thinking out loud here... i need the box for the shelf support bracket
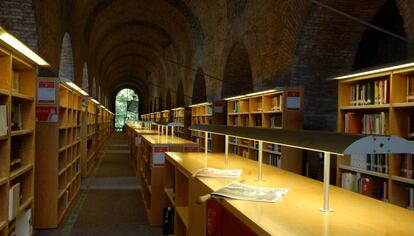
[320,152,334,212]
[205,131,208,155]
[225,135,229,168]
[258,140,263,181]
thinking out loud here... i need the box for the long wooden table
[165,152,414,236]
[140,135,199,225]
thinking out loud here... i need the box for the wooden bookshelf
[35,82,82,228]
[155,112,162,122]
[171,107,191,139]
[139,134,198,226]
[165,151,414,236]
[190,101,226,152]
[336,62,414,209]
[161,110,171,123]
[225,88,304,174]
[124,122,158,176]
[82,99,97,177]
[0,34,47,235]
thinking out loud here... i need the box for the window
[115,88,139,131]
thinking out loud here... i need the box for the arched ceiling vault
[70,0,202,101]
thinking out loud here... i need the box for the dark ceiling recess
[166,89,172,109]
[176,80,185,107]
[353,0,407,70]
[222,41,253,98]
[192,68,207,104]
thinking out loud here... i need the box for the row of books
[341,172,388,201]
[401,154,413,178]
[349,78,389,106]
[270,115,282,128]
[270,95,282,111]
[350,154,389,174]
[344,112,388,135]
[406,75,414,102]
[233,116,248,127]
[267,153,281,167]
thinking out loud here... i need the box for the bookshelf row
[336,62,414,210]
[140,88,303,174]
[0,33,39,236]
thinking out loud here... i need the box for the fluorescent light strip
[188,102,212,107]
[224,95,245,101]
[0,27,49,66]
[65,82,89,96]
[225,89,278,101]
[332,62,414,80]
[90,98,100,104]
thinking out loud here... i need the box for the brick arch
[176,80,185,107]
[82,63,89,92]
[291,0,387,131]
[353,0,409,69]
[0,0,38,52]
[92,77,97,98]
[58,33,74,82]
[192,67,206,104]
[221,41,253,98]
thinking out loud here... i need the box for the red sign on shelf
[152,145,169,167]
[184,146,199,152]
[286,91,301,111]
[37,78,57,105]
[36,106,58,122]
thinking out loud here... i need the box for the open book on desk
[211,181,289,202]
[193,168,242,178]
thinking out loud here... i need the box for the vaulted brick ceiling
[68,0,206,102]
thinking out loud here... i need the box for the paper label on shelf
[214,106,223,113]
[37,78,57,105]
[286,91,301,110]
[152,145,169,167]
[135,136,142,145]
[36,105,58,122]
[184,146,199,152]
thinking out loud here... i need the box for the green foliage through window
[115,88,139,130]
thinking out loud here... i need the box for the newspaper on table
[193,167,242,178]
[211,181,289,202]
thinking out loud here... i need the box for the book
[211,181,289,202]
[12,71,19,93]
[341,172,354,191]
[8,183,21,220]
[361,177,373,198]
[15,209,32,236]
[11,102,22,131]
[344,112,362,134]
[0,105,7,136]
[162,207,174,234]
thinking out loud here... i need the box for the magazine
[193,168,242,178]
[211,181,289,202]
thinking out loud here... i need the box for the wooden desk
[131,129,158,175]
[140,135,199,226]
[165,152,414,236]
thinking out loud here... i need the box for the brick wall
[0,0,37,52]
